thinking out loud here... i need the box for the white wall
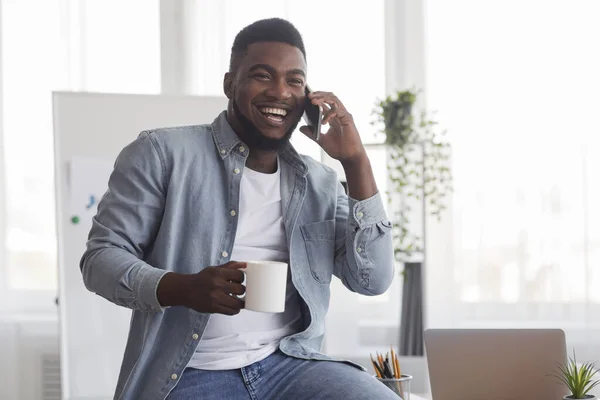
[0,315,59,400]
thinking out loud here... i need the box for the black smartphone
[302,85,322,141]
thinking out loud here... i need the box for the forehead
[240,42,306,73]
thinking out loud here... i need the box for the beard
[232,100,299,151]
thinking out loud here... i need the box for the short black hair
[229,18,306,72]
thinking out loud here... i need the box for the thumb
[222,261,247,269]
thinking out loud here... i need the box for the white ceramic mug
[243,261,288,313]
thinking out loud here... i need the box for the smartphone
[302,85,322,141]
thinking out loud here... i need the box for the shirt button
[220,149,226,155]
[230,210,236,216]
[221,251,229,258]
[357,211,364,219]
[233,168,240,174]
[192,333,199,340]
[239,146,246,153]
[171,373,178,380]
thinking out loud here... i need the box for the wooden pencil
[391,347,398,378]
[371,355,382,378]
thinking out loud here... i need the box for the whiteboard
[53,92,228,400]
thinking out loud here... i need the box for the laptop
[424,329,568,400]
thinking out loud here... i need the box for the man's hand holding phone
[300,88,378,201]
[300,89,365,164]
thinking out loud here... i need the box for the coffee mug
[243,261,288,313]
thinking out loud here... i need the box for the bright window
[0,0,160,298]
[77,0,161,93]
[1,0,65,290]
[425,0,600,315]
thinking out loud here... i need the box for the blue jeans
[167,350,399,400]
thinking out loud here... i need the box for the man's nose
[266,78,292,100]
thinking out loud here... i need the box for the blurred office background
[0,0,599,398]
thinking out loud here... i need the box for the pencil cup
[376,375,412,399]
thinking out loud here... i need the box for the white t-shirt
[187,161,302,370]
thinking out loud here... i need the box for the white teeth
[259,107,288,116]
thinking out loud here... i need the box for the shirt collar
[211,111,247,159]
[210,110,308,176]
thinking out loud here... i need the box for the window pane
[80,0,160,93]
[1,0,160,291]
[426,0,600,304]
[1,0,65,290]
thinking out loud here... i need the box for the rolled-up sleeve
[333,182,395,295]
[80,131,169,312]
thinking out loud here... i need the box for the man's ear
[223,72,234,99]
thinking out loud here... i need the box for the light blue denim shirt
[80,111,394,400]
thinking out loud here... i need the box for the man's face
[225,42,307,151]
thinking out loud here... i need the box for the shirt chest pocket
[300,219,336,284]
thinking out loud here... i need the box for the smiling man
[80,18,396,400]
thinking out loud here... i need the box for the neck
[245,150,278,173]
[226,105,282,174]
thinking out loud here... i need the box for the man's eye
[289,79,304,86]
[254,73,270,80]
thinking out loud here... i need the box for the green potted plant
[372,89,452,358]
[372,89,452,261]
[550,351,599,399]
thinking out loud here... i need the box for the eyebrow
[248,64,306,78]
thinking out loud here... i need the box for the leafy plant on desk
[372,89,453,261]
[549,351,599,399]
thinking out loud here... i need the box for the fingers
[309,90,337,100]
[222,261,247,269]
[220,281,246,296]
[219,261,246,283]
[317,102,336,126]
[216,292,245,313]
[219,267,245,283]
[308,91,352,126]
[309,91,343,110]
[311,99,344,127]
